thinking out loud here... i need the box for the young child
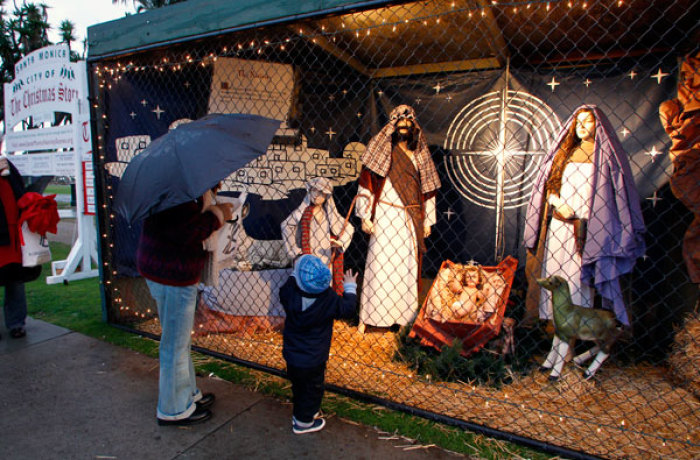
[279,254,358,434]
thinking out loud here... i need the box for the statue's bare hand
[556,203,575,220]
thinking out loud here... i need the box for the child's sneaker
[292,417,326,434]
[291,412,322,425]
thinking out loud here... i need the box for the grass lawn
[12,241,553,459]
[43,184,71,196]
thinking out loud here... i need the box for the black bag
[0,263,41,286]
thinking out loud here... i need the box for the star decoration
[646,191,663,207]
[446,94,452,102]
[342,89,348,95]
[642,254,649,262]
[651,68,669,84]
[433,82,442,94]
[328,94,335,101]
[646,145,662,162]
[444,208,456,221]
[129,112,137,119]
[620,127,630,138]
[325,128,336,140]
[152,105,165,120]
[310,126,316,134]
[377,90,384,97]
[140,99,148,107]
[184,81,191,89]
[584,79,592,88]
[356,112,362,118]
[628,70,637,80]
[547,77,560,92]
[415,98,422,105]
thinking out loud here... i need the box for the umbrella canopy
[115,113,280,224]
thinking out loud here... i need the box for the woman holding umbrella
[137,191,233,426]
[116,113,281,425]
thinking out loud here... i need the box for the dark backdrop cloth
[105,66,212,276]
[369,58,676,272]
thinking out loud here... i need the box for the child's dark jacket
[280,276,356,368]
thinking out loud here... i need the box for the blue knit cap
[293,254,331,294]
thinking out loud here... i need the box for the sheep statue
[536,275,621,381]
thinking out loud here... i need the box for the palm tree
[0,1,52,121]
[15,2,50,55]
[58,19,75,44]
[58,19,79,60]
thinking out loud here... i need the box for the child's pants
[287,363,326,423]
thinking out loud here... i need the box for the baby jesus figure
[428,263,498,323]
[450,264,487,322]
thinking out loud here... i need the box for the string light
[94,1,594,84]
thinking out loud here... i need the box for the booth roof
[87,0,698,74]
[86,0,395,59]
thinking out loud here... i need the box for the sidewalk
[0,318,462,459]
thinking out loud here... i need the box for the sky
[42,0,137,53]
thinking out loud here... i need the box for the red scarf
[17,192,59,236]
[300,205,344,295]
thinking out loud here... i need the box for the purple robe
[524,105,646,325]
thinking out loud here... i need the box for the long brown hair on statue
[545,108,594,196]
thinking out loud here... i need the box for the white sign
[4,125,74,151]
[3,42,89,178]
[8,152,76,176]
[82,161,95,214]
[4,61,83,131]
[3,44,99,284]
[14,43,70,78]
[208,58,293,124]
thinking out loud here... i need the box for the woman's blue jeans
[146,280,202,420]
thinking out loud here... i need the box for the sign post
[3,44,98,284]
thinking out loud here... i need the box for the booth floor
[0,318,459,459]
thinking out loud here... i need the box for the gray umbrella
[115,113,280,224]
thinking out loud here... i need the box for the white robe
[356,174,436,327]
[540,162,595,319]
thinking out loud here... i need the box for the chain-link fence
[90,1,699,457]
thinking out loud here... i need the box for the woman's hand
[361,218,374,234]
[215,203,234,222]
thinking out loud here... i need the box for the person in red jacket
[0,157,39,340]
[137,194,232,426]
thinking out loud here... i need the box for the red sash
[300,205,344,295]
